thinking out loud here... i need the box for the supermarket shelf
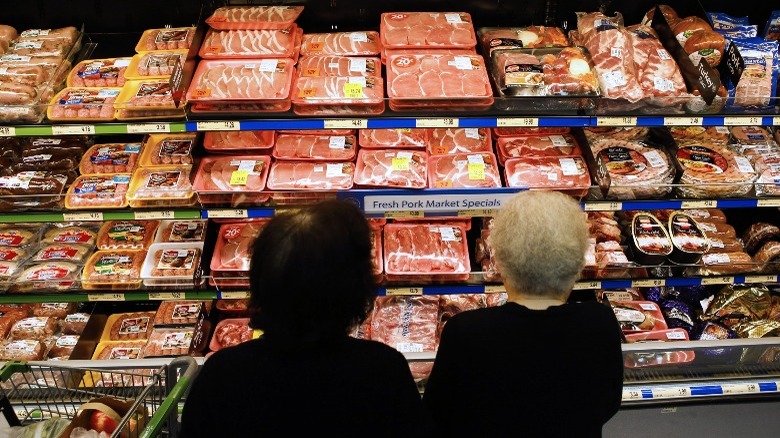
[0,291,222,304]
[622,381,780,402]
[573,275,780,290]
[0,210,202,223]
[2,115,779,138]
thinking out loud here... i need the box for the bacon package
[301,32,381,56]
[428,152,501,188]
[203,131,275,153]
[589,139,675,199]
[79,143,142,174]
[67,58,130,87]
[65,174,131,209]
[381,12,477,50]
[673,142,757,198]
[427,128,491,155]
[383,223,471,282]
[353,150,427,189]
[206,5,304,30]
[359,129,427,149]
[297,56,382,78]
[267,161,354,191]
[273,134,356,161]
[496,134,581,164]
[136,27,195,52]
[193,156,271,205]
[292,76,385,116]
[504,156,591,198]
[82,249,146,290]
[200,27,299,59]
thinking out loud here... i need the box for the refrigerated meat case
[1,0,780,431]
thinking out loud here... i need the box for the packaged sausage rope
[81,249,147,290]
[153,301,209,327]
[141,242,204,287]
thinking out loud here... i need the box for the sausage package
[11,261,81,293]
[79,143,143,175]
[143,324,208,358]
[141,242,203,287]
[91,340,146,360]
[100,311,155,342]
[610,301,668,333]
[153,301,208,327]
[154,220,207,243]
[65,174,131,209]
[42,225,97,246]
[67,58,130,87]
[47,87,119,121]
[127,166,196,208]
[140,134,196,167]
[81,250,146,290]
[126,50,187,79]
[135,27,196,52]
[97,220,159,250]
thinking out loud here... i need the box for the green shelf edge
[0,291,220,303]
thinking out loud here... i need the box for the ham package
[383,223,470,282]
[725,38,779,109]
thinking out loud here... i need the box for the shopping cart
[0,356,197,438]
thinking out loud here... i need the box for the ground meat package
[209,317,254,352]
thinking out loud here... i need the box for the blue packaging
[726,37,779,110]
[707,12,757,39]
[765,11,780,41]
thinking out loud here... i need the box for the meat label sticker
[611,48,623,59]
[734,156,755,173]
[15,317,47,330]
[438,226,458,241]
[350,32,368,42]
[302,68,319,77]
[299,88,316,98]
[548,135,567,147]
[308,42,324,52]
[162,332,193,350]
[547,173,559,181]
[642,150,666,168]
[229,170,249,186]
[445,13,463,24]
[118,317,149,335]
[108,222,146,243]
[657,49,672,60]
[109,347,142,360]
[203,46,221,55]
[465,128,481,140]
[325,164,346,178]
[653,77,675,92]
[703,253,731,264]
[172,303,201,320]
[601,71,627,89]
[259,59,278,72]
[349,58,367,73]
[468,163,485,180]
[329,136,346,149]
[467,154,485,165]
[666,331,687,340]
[56,335,79,347]
[677,146,728,174]
[396,342,424,353]
[192,89,211,98]
[452,56,473,70]
[639,303,659,311]
[156,29,189,44]
[559,158,582,176]
[716,126,730,134]
[146,171,182,189]
[391,157,410,171]
[94,255,134,276]
[158,249,196,271]
[170,222,204,241]
[343,82,365,98]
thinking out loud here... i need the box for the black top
[181,336,429,437]
[423,302,624,438]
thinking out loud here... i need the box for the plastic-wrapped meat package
[584,127,649,143]
[753,153,780,196]
[354,150,427,189]
[126,50,186,79]
[0,172,68,211]
[478,27,568,57]
[97,220,159,250]
[727,38,778,109]
[187,60,294,111]
[203,131,274,153]
[383,223,470,282]
[267,162,354,191]
[494,127,570,137]
[115,79,183,120]
[370,296,439,380]
[588,213,622,243]
[576,12,644,103]
[687,252,758,276]
[141,243,203,287]
[670,126,730,145]
[143,326,204,357]
[193,156,271,205]
[137,27,195,51]
[68,58,130,87]
[427,128,491,155]
[140,134,194,166]
[273,135,357,161]
[200,27,298,59]
[380,12,477,49]
[65,174,131,209]
[0,339,46,361]
[674,142,756,198]
[491,47,599,97]
[79,143,142,174]
[11,261,81,293]
[589,139,674,199]
[496,134,581,164]
[428,153,501,188]
[369,219,384,276]
[81,250,146,290]
[9,316,57,340]
[437,294,488,339]
[210,221,267,287]
[301,32,381,56]
[206,5,304,30]
[126,166,195,208]
[155,220,207,244]
[47,87,119,121]
[625,25,687,105]
[504,156,591,198]
[297,56,382,78]
[292,76,385,116]
[210,318,253,351]
[359,129,427,149]
[623,329,695,368]
[729,126,779,158]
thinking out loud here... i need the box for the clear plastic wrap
[380,12,477,50]
[383,223,471,282]
[588,139,675,199]
[205,5,304,30]
[126,50,186,79]
[504,155,590,198]
[200,27,298,59]
[297,56,382,78]
[266,161,354,191]
[126,165,195,208]
[673,142,757,198]
[273,134,356,161]
[353,149,427,189]
[193,156,271,205]
[301,32,381,56]
[428,152,501,188]
[427,128,491,155]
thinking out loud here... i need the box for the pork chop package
[206,5,304,30]
[496,134,581,165]
[192,156,271,205]
[427,128,491,155]
[273,134,357,161]
[301,32,381,57]
[725,38,779,110]
[297,56,382,78]
[203,130,275,154]
[670,141,757,198]
[200,27,299,59]
[428,152,502,188]
[586,139,675,200]
[504,156,591,198]
[210,220,268,287]
[383,223,470,282]
[267,161,355,191]
[359,129,427,149]
[380,12,477,50]
[623,328,695,368]
[353,149,427,189]
[291,76,385,116]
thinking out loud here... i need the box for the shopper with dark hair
[423,191,623,437]
[182,200,428,437]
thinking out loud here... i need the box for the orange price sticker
[298,88,317,98]
[308,42,324,52]
[432,145,448,155]
[192,89,211,98]
[204,46,222,55]
[302,68,320,77]
[435,180,453,188]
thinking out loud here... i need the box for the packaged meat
[692,251,758,276]
[584,127,649,143]
[141,243,203,287]
[206,5,304,30]
[0,25,17,53]
[115,79,179,112]
[61,313,89,335]
[478,26,568,57]
[126,50,186,79]
[11,147,81,174]
[0,261,22,287]
[193,156,270,206]
[79,143,142,175]
[504,156,591,198]
[200,28,298,59]
[730,126,776,147]
[370,296,439,379]
[359,129,427,149]
[589,139,674,199]
[278,129,355,136]
[704,284,772,326]
[143,326,205,358]
[427,128,491,155]
[667,212,709,264]
[0,339,45,361]
[140,134,195,166]
[126,166,195,208]
[670,126,730,144]
[674,142,756,198]
[611,301,668,333]
[496,134,581,164]
[209,318,254,351]
[26,136,91,153]
[267,161,355,191]
[187,59,294,111]
[292,76,385,116]
[625,25,687,104]
[48,334,79,359]
[216,299,249,313]
[354,150,427,189]
[136,27,196,52]
[696,221,736,240]
[81,250,146,290]
[65,174,131,209]
[491,47,599,98]
[428,153,501,188]
[154,301,207,327]
[726,38,778,109]
[92,341,146,360]
[154,220,207,243]
[301,32,381,56]
[380,12,477,50]
[9,316,57,340]
[0,309,27,338]
[273,134,356,161]
[0,246,29,262]
[742,222,780,254]
[101,311,155,341]
[11,261,81,292]
[628,212,673,265]
[32,244,91,263]
[97,220,159,250]
[0,227,37,248]
[370,221,384,276]
[383,223,470,281]
[753,241,780,273]
[493,127,570,137]
[203,130,274,153]
[67,58,130,87]
[623,329,695,368]
[707,236,744,254]
[753,153,780,197]
[297,56,382,78]
[47,87,119,121]
[210,221,266,274]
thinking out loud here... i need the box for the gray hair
[490,191,589,296]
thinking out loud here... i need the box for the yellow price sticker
[343,82,364,98]
[252,329,264,339]
[468,163,485,180]
[392,157,410,171]
[230,170,249,186]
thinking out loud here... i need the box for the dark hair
[248,200,377,339]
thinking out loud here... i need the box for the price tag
[148,292,184,300]
[385,287,423,296]
[308,41,324,52]
[623,389,643,400]
[324,119,368,129]
[743,275,778,283]
[208,209,248,218]
[496,118,538,127]
[774,117,780,126]
[596,117,637,126]
[484,285,505,293]
[0,126,16,136]
[757,198,780,207]
[221,291,250,299]
[435,180,453,188]
[252,329,263,339]
[196,121,239,131]
[127,123,170,134]
[652,386,690,399]
[681,200,717,209]
[204,46,222,54]
[392,157,410,171]
[663,117,702,126]
[88,293,125,302]
[343,82,364,98]
[134,211,174,220]
[63,212,103,222]
[52,125,95,135]
[259,59,278,72]
[632,279,665,287]
[467,163,485,180]
[724,116,762,126]
[722,383,760,395]
[298,88,317,98]
[384,211,424,219]
[701,276,734,285]
[584,202,623,211]
[572,281,601,290]
[416,118,458,128]
[230,170,249,185]
[457,208,497,217]
[302,67,320,77]
[192,89,211,98]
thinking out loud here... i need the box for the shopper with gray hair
[423,191,623,437]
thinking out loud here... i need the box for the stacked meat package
[0,26,81,123]
[126,133,197,208]
[0,303,91,361]
[210,219,267,288]
[189,5,303,114]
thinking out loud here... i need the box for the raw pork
[387,53,492,99]
[496,135,581,163]
[297,56,381,77]
[353,150,427,189]
[294,76,384,104]
[359,129,427,149]
[383,224,470,276]
[626,25,687,102]
[427,128,491,155]
[504,156,591,198]
[207,6,303,30]
[301,32,381,56]
[437,294,488,339]
[273,134,356,161]
[203,131,275,152]
[213,222,266,271]
[188,60,293,101]
[200,28,297,58]
[381,12,477,49]
[267,162,354,190]
[428,153,501,188]
[194,156,269,191]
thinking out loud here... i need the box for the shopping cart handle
[140,356,199,438]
